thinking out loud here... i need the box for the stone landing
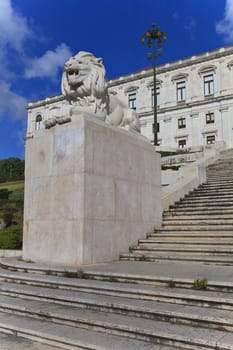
[23,114,162,266]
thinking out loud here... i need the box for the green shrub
[0,228,22,249]
[0,189,10,200]
[2,211,13,227]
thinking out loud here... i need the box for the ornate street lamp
[141,23,167,146]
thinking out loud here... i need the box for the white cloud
[0,81,27,120]
[0,0,32,52]
[24,43,72,79]
[216,0,233,42]
[172,12,180,20]
[184,17,197,31]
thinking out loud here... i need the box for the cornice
[137,94,233,118]
[27,95,65,109]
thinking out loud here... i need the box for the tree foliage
[0,158,24,183]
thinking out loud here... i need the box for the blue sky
[0,0,232,159]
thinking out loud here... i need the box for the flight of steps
[120,150,233,265]
[0,150,233,349]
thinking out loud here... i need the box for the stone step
[169,203,233,209]
[0,309,232,350]
[1,289,233,338]
[1,269,233,311]
[149,232,233,238]
[204,180,233,185]
[175,198,233,205]
[183,193,233,199]
[2,275,233,311]
[162,221,233,227]
[193,186,233,192]
[139,239,233,245]
[0,311,168,350]
[167,208,233,214]
[130,245,233,255]
[163,211,233,217]
[160,225,233,231]
[185,193,233,199]
[163,213,233,223]
[120,252,233,265]
[2,260,233,293]
[0,333,58,350]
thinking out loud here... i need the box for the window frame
[128,93,136,110]
[204,74,214,96]
[178,117,186,129]
[206,135,215,144]
[178,139,186,149]
[35,114,43,131]
[151,86,160,107]
[176,81,186,102]
[206,112,215,124]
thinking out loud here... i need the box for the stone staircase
[0,150,233,349]
[120,150,233,265]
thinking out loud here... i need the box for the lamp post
[141,23,167,146]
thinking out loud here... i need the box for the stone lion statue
[45,51,140,133]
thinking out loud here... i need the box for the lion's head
[59,51,140,133]
[61,51,108,111]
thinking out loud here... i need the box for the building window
[178,139,186,149]
[152,122,160,133]
[152,86,160,106]
[128,93,136,110]
[178,117,186,129]
[176,81,186,101]
[206,112,215,124]
[204,74,214,95]
[35,115,42,130]
[206,135,215,144]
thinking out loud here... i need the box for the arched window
[35,115,42,130]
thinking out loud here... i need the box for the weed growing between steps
[168,280,176,288]
[193,278,208,290]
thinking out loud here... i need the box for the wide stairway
[0,150,233,349]
[121,149,233,265]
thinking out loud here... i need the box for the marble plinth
[23,114,162,265]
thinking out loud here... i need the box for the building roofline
[108,45,233,87]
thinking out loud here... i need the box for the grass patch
[0,181,24,249]
[0,180,24,191]
[193,278,208,290]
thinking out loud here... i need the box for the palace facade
[27,45,233,150]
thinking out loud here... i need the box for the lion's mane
[61,51,108,115]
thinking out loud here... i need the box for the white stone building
[27,45,233,150]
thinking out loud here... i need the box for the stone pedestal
[23,114,162,266]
